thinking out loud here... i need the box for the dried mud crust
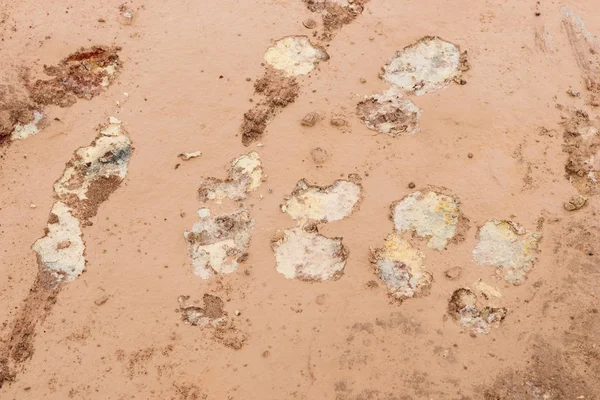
[0,85,37,144]
[178,295,247,350]
[381,36,469,96]
[28,46,121,107]
[356,87,421,137]
[302,0,369,40]
[447,288,507,335]
[562,110,600,195]
[271,225,348,281]
[281,179,362,224]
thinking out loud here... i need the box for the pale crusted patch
[281,179,362,224]
[271,227,347,281]
[381,36,467,95]
[31,202,85,283]
[184,208,254,279]
[370,233,431,300]
[10,111,44,140]
[356,87,421,137]
[472,220,541,285]
[392,191,461,251]
[198,152,263,203]
[448,288,507,334]
[264,36,329,76]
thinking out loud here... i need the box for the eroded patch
[264,36,329,76]
[381,36,468,96]
[198,152,263,203]
[447,288,507,334]
[271,226,347,281]
[356,87,421,137]
[370,233,431,300]
[472,220,541,285]
[10,110,44,140]
[303,0,368,40]
[562,110,600,194]
[392,190,462,251]
[184,208,254,279]
[281,179,362,223]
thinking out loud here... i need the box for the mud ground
[0,0,599,399]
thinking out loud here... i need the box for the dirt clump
[357,87,421,137]
[0,86,36,144]
[562,110,600,194]
[447,288,507,334]
[27,46,121,107]
[301,111,321,127]
[564,195,587,211]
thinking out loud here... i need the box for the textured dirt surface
[1,0,600,399]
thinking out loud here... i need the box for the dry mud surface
[1,1,600,399]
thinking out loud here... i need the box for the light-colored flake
[198,152,263,203]
[178,151,202,161]
[473,280,502,300]
[282,179,361,224]
[264,36,329,76]
[356,87,421,137]
[448,288,507,334]
[371,233,431,300]
[392,191,461,251]
[32,201,85,283]
[472,220,541,285]
[54,118,131,201]
[381,36,465,95]
[184,208,254,279]
[272,227,347,281]
[11,111,44,140]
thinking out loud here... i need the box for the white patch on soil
[371,233,431,300]
[264,36,329,76]
[472,220,541,285]
[282,179,361,223]
[392,191,461,251]
[32,201,85,283]
[272,227,347,281]
[184,208,254,279]
[381,36,464,95]
[11,111,44,140]
[356,87,421,137]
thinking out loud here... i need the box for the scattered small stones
[448,288,507,334]
[310,147,330,164]
[356,87,421,137]
[381,36,468,95]
[281,179,362,223]
[371,233,431,301]
[444,266,462,281]
[184,208,254,279]
[264,36,329,76]
[564,195,587,211]
[392,191,463,251]
[178,151,202,161]
[198,152,263,203]
[303,18,317,29]
[301,111,321,127]
[472,220,541,285]
[272,226,347,281]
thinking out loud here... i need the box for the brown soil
[562,110,600,194]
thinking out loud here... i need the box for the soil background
[1,0,599,399]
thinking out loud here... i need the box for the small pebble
[408,182,415,189]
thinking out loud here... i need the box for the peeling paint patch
[31,202,85,283]
[264,36,329,77]
[472,220,541,285]
[370,233,431,300]
[381,36,468,96]
[448,288,507,334]
[11,111,44,140]
[272,226,347,281]
[356,87,421,137]
[392,191,462,251]
[198,152,263,203]
[281,179,362,223]
[184,208,254,279]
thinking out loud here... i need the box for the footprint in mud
[472,219,542,285]
[0,117,131,386]
[357,36,469,137]
[272,179,362,281]
[370,189,467,301]
[0,46,121,147]
[185,152,263,278]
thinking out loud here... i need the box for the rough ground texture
[356,87,421,137]
[1,1,600,399]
